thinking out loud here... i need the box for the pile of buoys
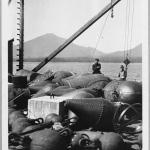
[71,131,127,150]
[61,74,111,89]
[8,104,142,150]
[8,70,142,150]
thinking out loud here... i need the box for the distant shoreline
[13,57,142,63]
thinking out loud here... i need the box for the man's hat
[95,58,99,61]
[120,65,124,68]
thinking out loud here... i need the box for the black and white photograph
[1,0,149,149]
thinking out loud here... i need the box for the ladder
[16,0,24,71]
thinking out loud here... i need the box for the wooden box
[28,96,67,120]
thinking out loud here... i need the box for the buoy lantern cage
[123,57,130,67]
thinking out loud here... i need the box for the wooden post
[8,39,14,74]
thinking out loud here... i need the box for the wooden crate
[28,96,68,120]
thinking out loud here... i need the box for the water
[13,62,142,82]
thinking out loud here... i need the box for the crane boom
[32,0,121,72]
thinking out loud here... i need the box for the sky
[8,0,142,53]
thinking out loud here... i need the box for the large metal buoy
[104,80,142,104]
[29,128,70,150]
[29,80,53,93]
[80,88,101,97]
[117,81,142,104]
[45,113,62,124]
[63,90,95,99]
[9,110,25,127]
[51,86,76,96]
[31,83,58,98]
[52,71,74,83]
[103,80,123,102]
[99,132,126,150]
[62,74,111,89]
[71,131,126,150]
[65,98,116,131]
[11,118,32,134]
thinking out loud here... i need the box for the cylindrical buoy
[65,98,116,131]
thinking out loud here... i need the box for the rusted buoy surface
[11,118,31,134]
[45,113,62,124]
[29,129,68,150]
[99,132,126,150]
[9,110,25,127]
[103,80,123,102]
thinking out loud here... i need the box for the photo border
[1,0,150,149]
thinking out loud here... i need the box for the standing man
[92,58,101,74]
[118,65,127,80]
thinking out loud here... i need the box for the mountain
[13,33,142,62]
[103,44,142,58]
[13,33,104,59]
[101,44,142,62]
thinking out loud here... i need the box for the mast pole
[16,0,24,71]
[32,0,121,72]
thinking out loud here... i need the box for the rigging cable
[87,11,110,72]
[126,0,131,57]
[123,0,133,69]
[129,0,135,59]
[111,0,114,18]
[123,0,129,60]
